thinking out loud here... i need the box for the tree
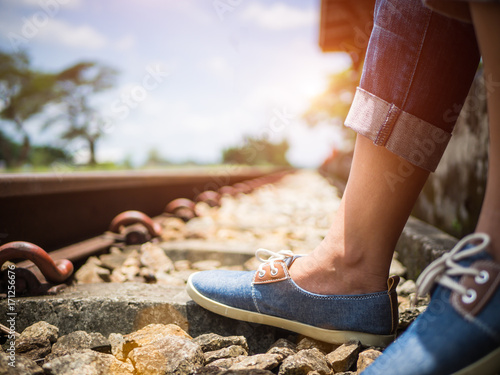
[0,129,70,168]
[52,62,118,166]
[222,135,291,166]
[0,50,59,166]
[0,129,21,167]
[303,68,360,144]
[144,147,171,167]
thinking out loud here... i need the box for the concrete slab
[397,216,458,280]
[0,282,291,354]
[161,240,256,265]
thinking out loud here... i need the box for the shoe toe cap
[190,270,257,312]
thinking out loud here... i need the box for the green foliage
[0,130,22,167]
[144,147,171,167]
[29,146,71,167]
[0,50,60,166]
[52,61,118,166]
[303,68,360,144]
[0,129,70,168]
[0,48,119,169]
[222,136,291,166]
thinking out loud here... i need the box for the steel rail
[0,166,289,252]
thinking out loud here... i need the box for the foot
[362,233,500,375]
[187,249,400,347]
[287,230,391,296]
[288,251,391,296]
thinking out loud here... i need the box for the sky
[0,0,351,167]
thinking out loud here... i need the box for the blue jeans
[345,0,480,172]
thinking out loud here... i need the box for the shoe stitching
[464,313,500,343]
[285,278,389,301]
[253,262,289,284]
[250,283,262,314]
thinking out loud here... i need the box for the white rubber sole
[187,274,395,348]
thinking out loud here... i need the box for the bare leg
[471,3,500,262]
[289,134,429,294]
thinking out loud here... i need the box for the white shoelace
[256,249,294,278]
[415,233,491,305]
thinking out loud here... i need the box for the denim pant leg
[345,0,480,172]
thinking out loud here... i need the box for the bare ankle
[288,254,389,295]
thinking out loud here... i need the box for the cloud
[205,56,232,77]
[115,34,135,51]
[37,19,107,49]
[2,0,81,10]
[240,3,318,30]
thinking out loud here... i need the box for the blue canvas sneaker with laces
[187,248,400,347]
[362,233,500,375]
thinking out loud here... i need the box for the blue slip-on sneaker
[187,249,400,347]
[362,233,500,375]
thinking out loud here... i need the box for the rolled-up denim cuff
[345,87,451,172]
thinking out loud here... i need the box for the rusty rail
[0,167,291,291]
[0,167,289,252]
[0,241,74,286]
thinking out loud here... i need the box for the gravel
[7,171,430,374]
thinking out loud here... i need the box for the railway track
[0,168,458,374]
[0,166,291,296]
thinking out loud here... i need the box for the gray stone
[128,335,204,375]
[99,251,128,270]
[389,258,407,277]
[120,323,191,360]
[325,341,361,373]
[356,349,382,373]
[268,338,297,352]
[109,268,127,283]
[15,321,59,360]
[278,349,332,375]
[267,338,297,361]
[267,346,296,361]
[396,217,457,280]
[75,262,111,284]
[174,259,192,271]
[195,365,226,374]
[0,351,43,374]
[194,333,249,352]
[171,269,197,283]
[229,353,281,371]
[185,217,216,239]
[154,271,186,286]
[398,308,424,333]
[192,259,222,271]
[221,370,274,375]
[210,356,247,369]
[117,265,140,281]
[43,349,134,374]
[296,337,337,355]
[123,249,141,267]
[46,331,109,361]
[140,243,175,273]
[205,345,248,364]
[108,333,126,361]
[397,279,417,296]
